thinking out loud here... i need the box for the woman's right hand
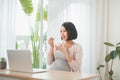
[48,37,54,47]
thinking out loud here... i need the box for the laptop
[7,50,47,73]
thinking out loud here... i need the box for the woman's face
[60,26,68,41]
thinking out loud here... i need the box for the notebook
[7,50,47,73]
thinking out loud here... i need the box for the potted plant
[97,42,120,80]
[0,57,7,69]
[19,0,47,68]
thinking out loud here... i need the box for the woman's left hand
[55,45,68,55]
[55,44,72,62]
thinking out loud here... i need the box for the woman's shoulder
[73,42,82,48]
[72,42,82,51]
[71,42,82,53]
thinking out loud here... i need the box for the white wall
[108,0,120,79]
[109,0,120,42]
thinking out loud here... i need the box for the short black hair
[62,22,78,40]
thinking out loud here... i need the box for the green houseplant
[97,42,120,80]
[19,0,47,68]
[0,57,7,69]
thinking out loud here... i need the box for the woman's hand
[55,45,72,63]
[55,45,68,55]
[48,37,54,47]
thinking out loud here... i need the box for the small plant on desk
[0,57,7,69]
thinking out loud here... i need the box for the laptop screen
[7,50,33,73]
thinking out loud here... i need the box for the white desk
[0,69,99,80]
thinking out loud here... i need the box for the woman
[47,22,82,72]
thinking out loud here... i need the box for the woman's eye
[60,30,66,33]
[64,30,66,32]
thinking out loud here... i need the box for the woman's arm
[68,45,82,72]
[47,37,55,65]
[47,46,54,65]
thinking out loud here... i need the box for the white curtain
[47,0,108,75]
[90,1,109,79]
[0,0,16,59]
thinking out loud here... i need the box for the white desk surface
[0,69,99,80]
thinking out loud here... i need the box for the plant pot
[0,62,7,69]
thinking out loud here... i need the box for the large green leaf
[104,42,115,47]
[110,50,117,59]
[116,46,120,59]
[105,51,117,62]
[116,42,120,45]
[19,0,33,15]
[44,7,48,21]
[33,31,39,42]
[36,2,40,22]
[105,54,112,62]
[36,4,48,21]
